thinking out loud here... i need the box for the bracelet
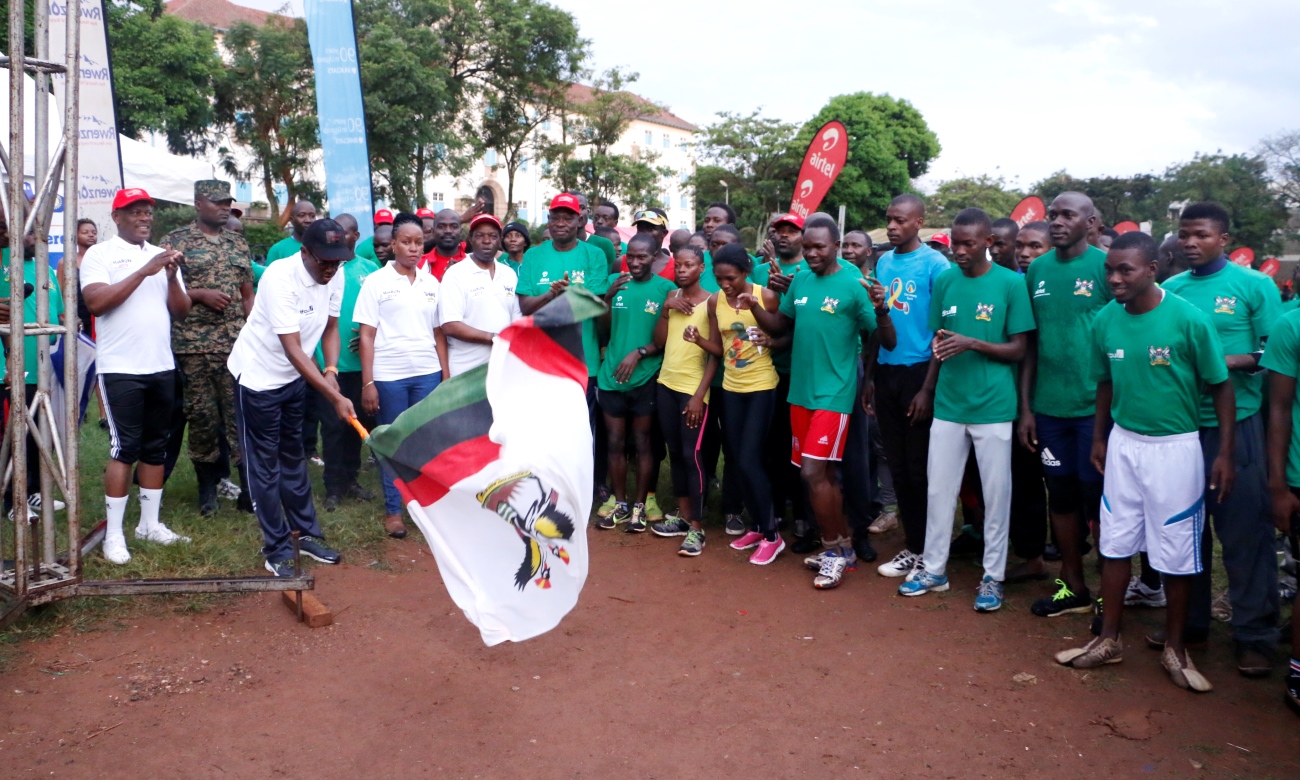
[363,380,375,389]
[323,366,339,375]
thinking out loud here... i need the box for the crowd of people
[5,178,1297,709]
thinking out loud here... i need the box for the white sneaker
[135,522,191,545]
[309,455,325,467]
[103,534,131,564]
[868,510,898,534]
[877,549,919,577]
[217,479,241,500]
[1123,576,1166,608]
[28,493,66,512]
[7,504,38,522]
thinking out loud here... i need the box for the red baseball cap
[468,213,502,233]
[112,188,154,210]
[374,208,394,226]
[771,213,804,230]
[549,193,581,213]
[928,232,950,248]
[416,207,436,219]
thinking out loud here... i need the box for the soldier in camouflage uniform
[162,180,255,515]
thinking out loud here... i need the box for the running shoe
[730,531,764,551]
[309,454,325,467]
[1286,659,1300,714]
[973,576,1003,612]
[265,559,297,577]
[852,535,878,563]
[804,547,858,570]
[1030,579,1093,617]
[813,550,852,589]
[1055,635,1122,668]
[299,536,341,564]
[1211,591,1233,622]
[898,570,949,597]
[103,534,131,565]
[27,493,66,512]
[625,503,648,533]
[135,522,190,545]
[867,509,898,534]
[217,479,242,501]
[877,549,919,578]
[651,517,691,537]
[1123,576,1166,608]
[644,494,665,521]
[597,502,629,530]
[724,514,745,536]
[749,537,784,565]
[678,528,705,557]
[595,494,618,519]
[1162,647,1212,692]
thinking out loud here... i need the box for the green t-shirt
[1,254,65,385]
[597,273,675,392]
[518,240,611,377]
[584,233,618,272]
[1024,245,1111,418]
[928,263,1036,424]
[778,264,876,414]
[313,257,379,372]
[1090,292,1229,437]
[1281,297,1300,314]
[354,235,378,264]
[253,235,303,287]
[497,253,521,274]
[1260,308,1300,486]
[1161,263,1280,426]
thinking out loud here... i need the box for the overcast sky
[234,0,1300,191]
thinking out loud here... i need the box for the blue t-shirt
[874,244,951,366]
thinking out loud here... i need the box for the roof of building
[165,0,286,30]
[564,84,698,133]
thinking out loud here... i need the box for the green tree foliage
[106,0,224,154]
[216,20,320,223]
[927,175,1023,223]
[801,93,941,230]
[1031,171,1165,227]
[1163,153,1290,255]
[689,110,802,234]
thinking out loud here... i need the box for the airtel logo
[821,127,840,152]
[799,180,814,199]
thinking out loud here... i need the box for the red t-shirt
[420,247,467,281]
[619,251,675,282]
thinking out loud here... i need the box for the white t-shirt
[438,259,521,377]
[352,262,442,381]
[80,235,186,375]
[227,253,343,392]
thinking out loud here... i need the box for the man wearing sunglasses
[227,219,357,576]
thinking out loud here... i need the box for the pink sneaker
[749,537,785,565]
[730,531,764,550]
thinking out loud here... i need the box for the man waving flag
[367,289,603,645]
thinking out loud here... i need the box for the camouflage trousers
[176,352,240,465]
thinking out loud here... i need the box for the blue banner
[304,0,374,239]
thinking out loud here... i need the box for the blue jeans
[375,372,442,514]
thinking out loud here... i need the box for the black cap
[301,218,354,262]
[503,220,531,249]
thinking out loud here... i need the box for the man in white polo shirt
[228,219,357,576]
[81,188,193,564]
[439,213,522,376]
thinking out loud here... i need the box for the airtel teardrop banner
[1113,220,1140,234]
[1260,257,1280,277]
[788,121,848,219]
[1229,247,1255,267]
[1010,196,1045,227]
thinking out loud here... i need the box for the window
[645,130,653,145]
[680,170,688,183]
[520,157,528,172]
[273,184,287,205]
[542,118,551,131]
[542,159,552,175]
[680,195,688,208]
[430,192,445,202]
[663,134,670,149]
[431,192,445,210]
[235,181,252,201]
[518,207,530,221]
[485,150,497,166]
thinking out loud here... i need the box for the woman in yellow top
[703,243,787,565]
[649,245,717,557]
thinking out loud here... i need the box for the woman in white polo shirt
[439,213,522,376]
[355,212,448,538]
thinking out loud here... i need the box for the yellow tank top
[658,290,712,401]
[720,283,779,393]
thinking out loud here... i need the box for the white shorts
[1099,425,1205,576]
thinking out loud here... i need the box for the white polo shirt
[80,235,186,375]
[438,258,521,376]
[227,253,343,392]
[352,262,442,381]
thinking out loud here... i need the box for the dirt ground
[1,530,1296,779]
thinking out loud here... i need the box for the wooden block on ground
[281,590,333,628]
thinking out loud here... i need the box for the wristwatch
[637,346,648,358]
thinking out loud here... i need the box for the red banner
[1009,196,1045,227]
[1113,220,1139,234]
[788,121,848,219]
[1229,247,1255,267]
[1260,257,1280,277]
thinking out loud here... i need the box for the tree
[800,93,941,230]
[1163,153,1290,255]
[689,110,802,234]
[927,175,1023,222]
[216,20,320,223]
[1031,171,1165,227]
[106,0,224,154]
[1258,129,1300,209]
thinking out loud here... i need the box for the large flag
[367,289,603,646]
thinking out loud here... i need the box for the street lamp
[719,179,729,205]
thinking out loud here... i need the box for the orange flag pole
[348,416,370,440]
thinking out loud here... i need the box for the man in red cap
[354,208,393,264]
[439,213,521,376]
[81,189,193,565]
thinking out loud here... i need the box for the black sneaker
[299,536,341,564]
[1286,662,1300,714]
[323,494,342,513]
[625,504,648,533]
[265,559,297,577]
[1043,543,1061,562]
[1031,579,1093,617]
[597,502,630,530]
[345,482,375,502]
[852,535,878,563]
[791,534,823,555]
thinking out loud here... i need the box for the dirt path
[1,531,1295,779]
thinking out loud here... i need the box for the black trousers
[302,384,321,457]
[720,387,776,535]
[1007,437,1049,560]
[841,375,874,540]
[318,371,374,497]
[767,372,805,523]
[656,385,707,519]
[235,378,322,564]
[874,362,932,555]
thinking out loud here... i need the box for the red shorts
[790,405,850,466]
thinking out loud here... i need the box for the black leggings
[656,385,708,520]
[721,387,777,538]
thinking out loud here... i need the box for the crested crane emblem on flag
[477,472,576,591]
